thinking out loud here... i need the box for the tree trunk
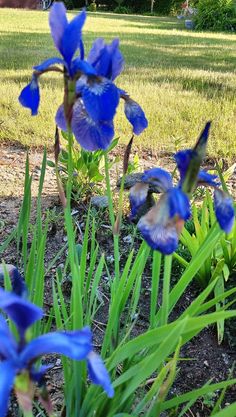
[150,0,154,13]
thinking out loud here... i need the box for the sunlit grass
[0,9,236,158]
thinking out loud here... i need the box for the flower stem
[104,152,120,290]
[64,129,83,414]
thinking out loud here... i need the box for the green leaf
[46,159,55,168]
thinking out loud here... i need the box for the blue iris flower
[0,286,114,417]
[130,168,191,254]
[19,2,147,151]
[0,264,27,297]
[129,122,235,254]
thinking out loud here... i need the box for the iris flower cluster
[0,265,113,417]
[19,2,147,151]
[129,122,235,255]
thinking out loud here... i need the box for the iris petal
[0,288,43,334]
[55,104,67,131]
[0,264,27,297]
[87,38,105,66]
[87,38,124,80]
[49,2,68,55]
[108,38,124,81]
[18,75,40,116]
[138,198,179,254]
[124,98,148,135]
[197,170,220,187]
[71,100,114,151]
[33,57,65,72]
[174,149,194,183]
[193,121,211,158]
[167,188,191,221]
[81,77,119,122]
[61,9,86,66]
[141,168,173,192]
[138,191,187,255]
[87,352,114,398]
[129,183,149,219]
[0,315,17,360]
[30,364,53,384]
[0,360,17,417]
[71,58,97,78]
[214,189,235,233]
[19,327,92,366]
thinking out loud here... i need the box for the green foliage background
[194,0,236,31]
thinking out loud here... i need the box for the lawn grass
[0,9,236,158]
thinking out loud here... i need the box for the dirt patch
[1,143,236,417]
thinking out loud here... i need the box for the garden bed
[1,143,236,417]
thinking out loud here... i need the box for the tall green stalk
[64,129,84,416]
[104,152,120,291]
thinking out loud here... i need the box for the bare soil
[1,143,236,417]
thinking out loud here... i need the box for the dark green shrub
[194,0,236,31]
[62,0,74,9]
[154,0,173,14]
[114,5,132,13]
[88,0,97,11]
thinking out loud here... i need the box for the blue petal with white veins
[71,100,114,151]
[81,77,119,122]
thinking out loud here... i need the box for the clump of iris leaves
[0,3,236,417]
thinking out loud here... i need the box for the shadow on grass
[0,17,235,101]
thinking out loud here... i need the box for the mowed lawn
[0,9,236,158]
